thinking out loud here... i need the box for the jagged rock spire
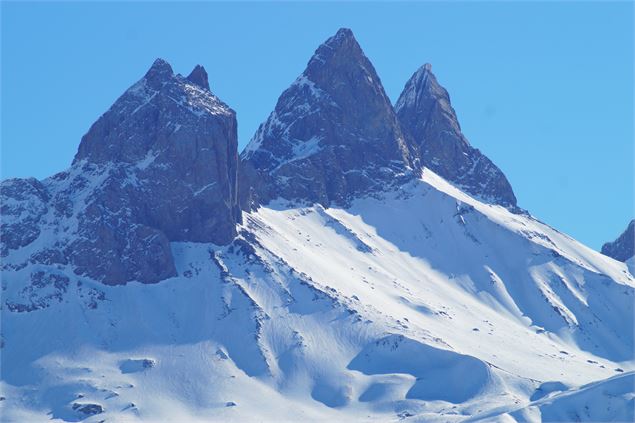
[187,64,210,91]
[396,64,518,209]
[304,28,380,94]
[143,58,174,89]
[241,28,413,207]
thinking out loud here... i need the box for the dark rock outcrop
[395,64,518,209]
[187,64,210,91]
[72,403,104,417]
[1,59,240,285]
[241,28,414,207]
[75,59,240,245]
[0,178,49,256]
[601,220,634,262]
[5,271,70,313]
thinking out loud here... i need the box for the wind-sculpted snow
[508,372,635,422]
[348,335,493,404]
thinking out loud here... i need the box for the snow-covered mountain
[1,28,633,422]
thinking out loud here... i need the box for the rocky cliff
[1,59,239,285]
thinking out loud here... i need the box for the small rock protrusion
[187,64,210,91]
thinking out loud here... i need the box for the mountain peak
[144,58,174,83]
[187,64,210,91]
[396,63,449,115]
[408,63,433,80]
[413,63,434,84]
[241,28,412,207]
[329,27,356,44]
[305,28,367,77]
[395,63,518,209]
[335,27,353,36]
[319,27,357,51]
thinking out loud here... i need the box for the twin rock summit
[2,28,518,285]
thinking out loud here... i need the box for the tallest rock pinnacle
[241,28,413,207]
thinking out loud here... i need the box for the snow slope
[1,169,633,422]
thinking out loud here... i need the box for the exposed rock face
[0,178,49,256]
[1,59,240,285]
[2,33,526,286]
[241,28,413,207]
[601,220,634,262]
[75,59,240,244]
[395,64,518,209]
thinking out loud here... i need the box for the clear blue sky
[2,1,633,250]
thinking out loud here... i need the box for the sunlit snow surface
[1,170,633,422]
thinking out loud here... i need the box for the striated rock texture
[395,64,518,209]
[1,59,240,285]
[601,220,634,262]
[241,28,414,208]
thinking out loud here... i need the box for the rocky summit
[241,28,413,208]
[602,219,635,262]
[395,64,518,209]
[2,59,239,285]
